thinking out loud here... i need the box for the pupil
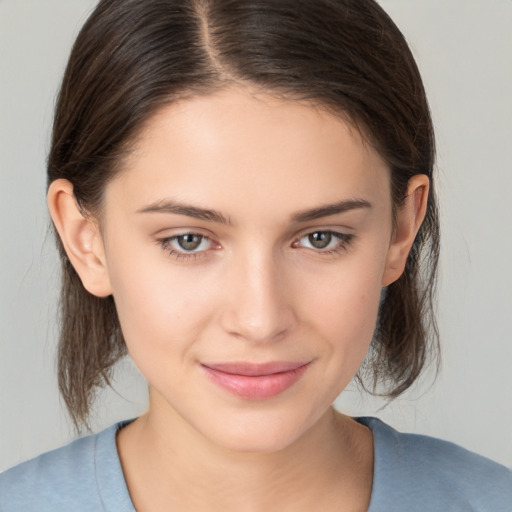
[178,234,202,251]
[309,232,331,249]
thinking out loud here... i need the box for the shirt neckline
[98,417,384,512]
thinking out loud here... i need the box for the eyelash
[157,230,354,261]
[158,233,215,261]
[294,230,354,255]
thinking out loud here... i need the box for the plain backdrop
[1,0,511,471]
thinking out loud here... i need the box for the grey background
[1,0,511,471]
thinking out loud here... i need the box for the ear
[382,174,429,287]
[47,179,113,297]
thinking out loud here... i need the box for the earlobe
[47,179,113,297]
[382,175,429,287]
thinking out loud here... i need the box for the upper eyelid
[301,228,349,236]
[166,232,211,240]
[295,228,353,240]
[154,226,216,238]
[292,229,354,250]
[298,223,353,233]
[160,233,214,246]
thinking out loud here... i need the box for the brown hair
[48,0,439,430]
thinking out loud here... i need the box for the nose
[220,250,298,343]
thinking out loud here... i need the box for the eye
[158,232,216,259]
[294,230,353,253]
[173,233,207,251]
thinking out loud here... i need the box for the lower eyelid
[158,242,208,261]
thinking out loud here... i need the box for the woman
[1,0,511,510]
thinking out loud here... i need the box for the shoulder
[0,421,134,512]
[0,429,101,511]
[359,417,512,512]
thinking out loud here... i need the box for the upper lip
[201,361,310,376]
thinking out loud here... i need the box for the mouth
[200,361,311,400]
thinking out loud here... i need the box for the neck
[116,393,373,512]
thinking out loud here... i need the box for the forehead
[106,87,391,220]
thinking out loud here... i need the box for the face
[96,87,398,452]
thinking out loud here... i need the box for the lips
[201,361,310,400]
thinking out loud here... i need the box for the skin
[48,86,429,511]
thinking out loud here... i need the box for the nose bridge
[221,243,296,342]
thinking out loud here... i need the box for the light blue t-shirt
[1,417,511,511]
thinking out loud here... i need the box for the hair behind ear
[359,181,440,396]
[57,251,126,432]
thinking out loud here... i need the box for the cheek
[104,239,215,358]
[322,281,381,357]
[299,251,386,364]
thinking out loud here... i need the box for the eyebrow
[291,199,372,222]
[137,198,372,224]
[137,200,231,224]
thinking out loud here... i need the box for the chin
[199,406,326,455]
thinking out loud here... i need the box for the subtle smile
[200,361,311,400]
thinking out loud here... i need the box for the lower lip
[201,363,310,400]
